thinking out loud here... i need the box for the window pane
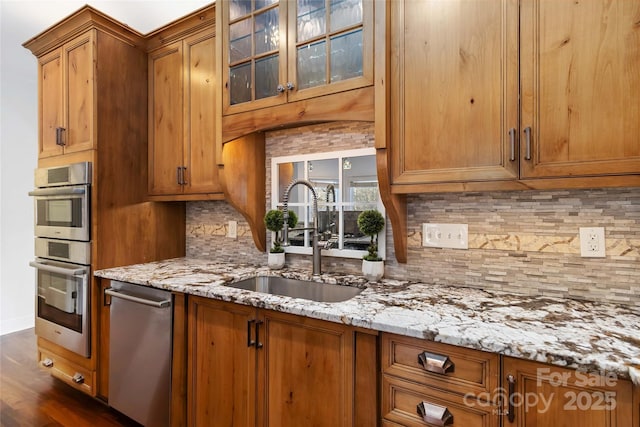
[255,0,278,11]
[255,8,279,55]
[343,155,378,205]
[229,19,252,63]
[229,0,251,21]
[229,63,252,105]
[287,206,307,247]
[330,29,362,83]
[297,40,327,90]
[297,0,326,42]
[279,161,306,203]
[330,0,362,32]
[255,54,279,100]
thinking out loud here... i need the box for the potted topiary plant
[264,209,298,269]
[357,209,385,281]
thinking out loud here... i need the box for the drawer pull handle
[507,374,516,423]
[42,358,54,368]
[417,401,454,426]
[418,351,455,374]
[72,373,85,384]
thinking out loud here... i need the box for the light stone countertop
[95,257,640,385]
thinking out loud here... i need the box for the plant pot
[362,260,384,281]
[268,252,285,269]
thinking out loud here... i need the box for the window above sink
[271,147,385,260]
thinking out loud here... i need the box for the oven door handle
[28,186,86,197]
[29,261,87,277]
[105,288,171,308]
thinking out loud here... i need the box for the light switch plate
[423,223,468,249]
[579,227,605,258]
[228,220,237,239]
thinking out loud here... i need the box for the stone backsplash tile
[186,122,639,308]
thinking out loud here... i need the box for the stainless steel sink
[226,276,363,303]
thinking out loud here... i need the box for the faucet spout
[282,179,321,276]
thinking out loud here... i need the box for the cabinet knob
[417,401,454,426]
[72,373,85,384]
[417,351,455,374]
[277,84,286,93]
[286,82,295,91]
[42,358,54,368]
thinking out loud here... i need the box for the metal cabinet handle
[277,84,286,93]
[255,320,264,349]
[176,166,182,185]
[418,351,455,374]
[247,319,256,347]
[507,374,516,423]
[286,82,295,91]
[72,373,85,384]
[42,358,54,368]
[523,126,532,160]
[509,128,516,161]
[56,127,66,146]
[181,166,188,185]
[417,402,454,426]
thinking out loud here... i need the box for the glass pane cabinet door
[292,0,369,96]
[225,0,285,111]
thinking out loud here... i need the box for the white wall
[0,0,210,335]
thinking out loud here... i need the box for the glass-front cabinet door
[221,0,373,115]
[222,0,288,113]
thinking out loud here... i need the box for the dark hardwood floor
[0,329,140,427]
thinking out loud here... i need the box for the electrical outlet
[228,220,238,239]
[422,223,468,249]
[579,227,605,258]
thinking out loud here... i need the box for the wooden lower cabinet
[186,296,377,427]
[503,356,634,427]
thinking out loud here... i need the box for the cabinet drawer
[382,375,499,427]
[382,333,499,397]
[39,348,94,396]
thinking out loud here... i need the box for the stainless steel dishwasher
[105,281,172,427]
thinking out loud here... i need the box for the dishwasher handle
[105,288,171,308]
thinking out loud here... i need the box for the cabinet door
[63,31,95,154]
[389,0,519,186]
[38,48,64,158]
[520,0,640,178]
[286,0,374,103]
[258,310,354,427]
[188,297,256,427]
[148,41,184,195]
[183,29,222,194]
[503,357,633,427]
[221,0,288,115]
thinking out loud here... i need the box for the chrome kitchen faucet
[282,179,322,276]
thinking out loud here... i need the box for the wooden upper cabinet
[381,0,639,193]
[520,0,640,178]
[149,41,184,196]
[38,30,95,158]
[503,357,633,427]
[148,20,223,200]
[219,0,374,116]
[388,0,519,186]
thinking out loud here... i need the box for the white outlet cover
[423,223,468,249]
[579,227,605,258]
[228,220,238,239]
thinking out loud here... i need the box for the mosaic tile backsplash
[186,122,639,308]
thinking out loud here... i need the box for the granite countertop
[95,257,640,385]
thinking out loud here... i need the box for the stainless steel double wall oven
[29,162,92,357]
